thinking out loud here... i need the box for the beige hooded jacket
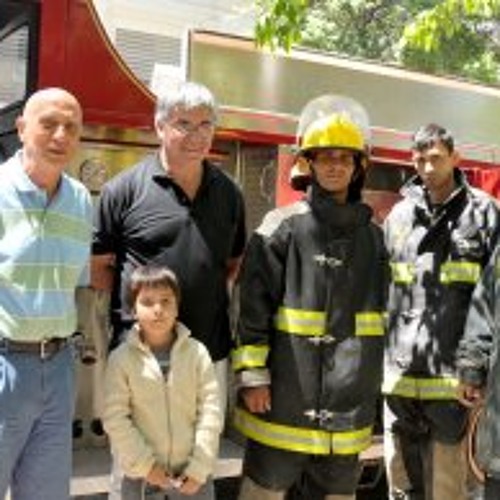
[103,322,223,483]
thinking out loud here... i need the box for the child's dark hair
[412,123,455,154]
[127,265,181,308]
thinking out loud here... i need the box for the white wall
[94,0,255,40]
[93,0,256,91]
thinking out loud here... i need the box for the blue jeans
[0,345,75,500]
[120,476,215,500]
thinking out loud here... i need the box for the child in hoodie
[103,265,223,499]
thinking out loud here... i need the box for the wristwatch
[79,158,108,194]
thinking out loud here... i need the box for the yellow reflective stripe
[331,426,373,455]
[417,377,459,399]
[382,375,418,398]
[232,345,269,371]
[274,306,326,336]
[235,408,329,454]
[355,312,385,336]
[383,375,459,400]
[391,262,414,284]
[440,261,481,284]
[234,408,372,456]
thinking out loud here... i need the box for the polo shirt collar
[7,150,40,193]
[150,153,217,192]
[8,150,69,201]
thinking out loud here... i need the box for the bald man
[0,88,92,500]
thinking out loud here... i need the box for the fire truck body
[1,0,500,231]
[186,30,500,220]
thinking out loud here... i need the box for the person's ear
[451,150,460,166]
[16,116,26,140]
[154,119,165,140]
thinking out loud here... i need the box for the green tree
[401,0,500,82]
[255,0,309,50]
[255,0,500,84]
[300,0,435,61]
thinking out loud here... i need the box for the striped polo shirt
[0,151,93,341]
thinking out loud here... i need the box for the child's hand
[176,475,201,495]
[146,463,169,489]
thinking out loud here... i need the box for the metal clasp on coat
[307,335,336,346]
[313,254,343,268]
[304,408,335,425]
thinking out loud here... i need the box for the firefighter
[233,95,389,500]
[457,245,500,499]
[382,123,500,499]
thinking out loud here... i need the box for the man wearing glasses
[92,81,246,418]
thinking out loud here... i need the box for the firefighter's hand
[146,463,170,489]
[241,386,271,414]
[457,382,484,408]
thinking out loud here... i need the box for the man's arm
[91,180,123,291]
[90,253,116,291]
[233,211,288,414]
[226,256,242,293]
[456,247,499,406]
[226,190,246,293]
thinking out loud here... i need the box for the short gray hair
[155,81,218,125]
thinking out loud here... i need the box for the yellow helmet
[302,113,365,152]
[297,94,370,154]
[290,95,371,190]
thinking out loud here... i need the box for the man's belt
[0,337,70,360]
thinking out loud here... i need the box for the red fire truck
[1,0,499,230]
[1,1,500,495]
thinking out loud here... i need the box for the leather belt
[0,337,70,360]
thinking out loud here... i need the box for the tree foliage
[254,0,500,84]
[255,0,309,51]
[401,0,500,82]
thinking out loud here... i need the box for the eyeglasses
[167,119,215,136]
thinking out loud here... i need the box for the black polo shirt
[93,153,246,360]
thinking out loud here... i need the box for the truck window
[365,162,414,192]
[0,25,29,109]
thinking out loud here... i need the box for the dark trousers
[243,439,361,496]
[384,397,469,499]
[484,476,500,500]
